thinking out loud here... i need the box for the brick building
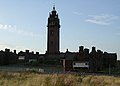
[63,46,117,72]
[0,49,17,65]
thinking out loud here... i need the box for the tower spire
[53,4,55,11]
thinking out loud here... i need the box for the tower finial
[53,4,55,10]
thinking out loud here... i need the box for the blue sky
[0,0,120,59]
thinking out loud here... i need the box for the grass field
[0,72,120,86]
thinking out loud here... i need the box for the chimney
[79,46,84,52]
[14,50,16,54]
[36,52,39,55]
[92,46,96,52]
[66,49,69,52]
[84,48,89,54]
[31,51,34,54]
[26,50,29,53]
[5,48,10,52]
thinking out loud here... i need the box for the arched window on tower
[50,30,54,35]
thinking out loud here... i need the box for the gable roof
[64,51,77,60]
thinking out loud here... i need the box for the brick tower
[46,6,60,55]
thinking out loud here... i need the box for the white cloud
[0,24,40,37]
[14,28,40,37]
[0,24,15,30]
[73,12,83,15]
[85,14,119,25]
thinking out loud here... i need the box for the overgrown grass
[0,72,120,86]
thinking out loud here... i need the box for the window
[18,56,25,60]
[51,22,55,25]
[50,30,54,35]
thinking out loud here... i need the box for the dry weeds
[0,72,120,86]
